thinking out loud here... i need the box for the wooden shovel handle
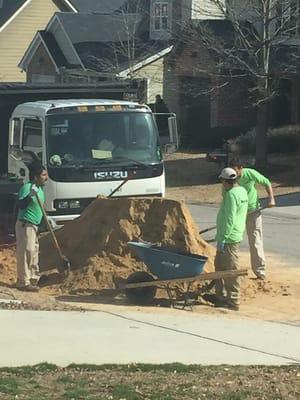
[35,193,64,260]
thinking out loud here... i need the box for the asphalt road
[188,192,300,263]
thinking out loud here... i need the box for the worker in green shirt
[214,167,248,311]
[15,161,48,292]
[229,158,276,279]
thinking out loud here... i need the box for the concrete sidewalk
[0,309,299,367]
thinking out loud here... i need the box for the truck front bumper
[51,214,80,224]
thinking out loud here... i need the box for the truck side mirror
[165,114,179,154]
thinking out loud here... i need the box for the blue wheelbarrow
[124,241,247,308]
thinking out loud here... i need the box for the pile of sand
[39,197,215,293]
[0,247,16,287]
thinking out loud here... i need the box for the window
[12,118,21,147]
[153,2,169,31]
[23,119,42,149]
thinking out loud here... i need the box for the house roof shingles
[54,12,168,74]
[75,40,169,73]
[68,0,127,14]
[55,12,144,43]
[0,0,27,28]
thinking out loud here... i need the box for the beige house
[0,0,79,82]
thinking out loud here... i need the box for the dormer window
[150,0,172,39]
[154,2,169,30]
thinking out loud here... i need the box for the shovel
[199,206,268,235]
[107,170,137,198]
[35,193,70,277]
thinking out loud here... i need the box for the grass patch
[0,377,19,395]
[0,364,298,400]
[113,383,142,400]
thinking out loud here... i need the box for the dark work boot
[18,284,39,292]
[214,299,239,311]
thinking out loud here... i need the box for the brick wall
[164,34,255,144]
[211,77,256,128]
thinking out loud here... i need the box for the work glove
[30,184,39,197]
[217,242,225,253]
[268,198,276,208]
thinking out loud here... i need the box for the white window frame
[153,1,170,31]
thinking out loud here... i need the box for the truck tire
[125,271,156,305]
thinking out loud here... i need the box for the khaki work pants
[15,220,40,287]
[246,210,266,277]
[214,243,240,305]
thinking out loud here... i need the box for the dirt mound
[39,197,215,292]
[0,247,16,286]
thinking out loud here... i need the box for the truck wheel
[125,271,156,305]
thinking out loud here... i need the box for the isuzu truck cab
[7,99,178,223]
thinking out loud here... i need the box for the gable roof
[19,29,78,71]
[0,0,28,29]
[20,11,172,77]
[53,12,169,74]
[67,0,127,14]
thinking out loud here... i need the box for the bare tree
[178,0,300,169]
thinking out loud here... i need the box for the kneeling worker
[15,161,48,292]
[214,167,248,310]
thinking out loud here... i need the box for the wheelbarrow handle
[199,206,269,235]
[199,226,217,234]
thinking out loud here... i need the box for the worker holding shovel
[229,158,276,279]
[15,161,50,292]
[214,167,248,311]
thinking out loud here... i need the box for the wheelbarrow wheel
[125,271,156,305]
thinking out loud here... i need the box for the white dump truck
[5,98,178,224]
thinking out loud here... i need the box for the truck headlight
[69,200,80,209]
[57,200,69,209]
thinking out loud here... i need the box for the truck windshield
[46,112,161,167]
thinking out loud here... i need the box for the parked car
[206,147,228,166]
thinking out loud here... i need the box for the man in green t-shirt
[15,161,48,292]
[229,158,275,280]
[214,167,248,311]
